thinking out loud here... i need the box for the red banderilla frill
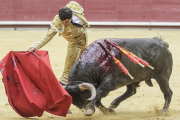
[104,39,154,70]
[96,42,134,80]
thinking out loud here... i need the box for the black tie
[71,20,83,27]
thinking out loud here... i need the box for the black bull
[62,38,173,116]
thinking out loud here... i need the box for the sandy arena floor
[0,28,180,120]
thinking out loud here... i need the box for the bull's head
[61,81,96,112]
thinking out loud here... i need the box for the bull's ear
[59,81,67,88]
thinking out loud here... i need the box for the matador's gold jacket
[32,1,89,50]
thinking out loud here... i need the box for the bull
[61,38,173,116]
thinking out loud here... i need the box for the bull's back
[71,38,172,84]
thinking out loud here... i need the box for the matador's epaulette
[51,15,64,33]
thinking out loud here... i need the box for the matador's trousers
[60,34,86,84]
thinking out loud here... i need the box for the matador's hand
[27,46,36,53]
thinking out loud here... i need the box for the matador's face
[62,19,72,27]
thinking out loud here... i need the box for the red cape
[0,51,72,117]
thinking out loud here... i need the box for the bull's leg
[95,100,116,114]
[145,79,153,87]
[155,77,173,114]
[84,90,114,116]
[109,83,137,109]
[84,77,114,116]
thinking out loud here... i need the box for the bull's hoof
[84,109,95,116]
[109,104,117,109]
[105,108,116,115]
[160,109,168,115]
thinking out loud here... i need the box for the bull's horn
[79,83,96,101]
[62,86,66,88]
[60,81,67,88]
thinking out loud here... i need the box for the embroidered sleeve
[31,15,64,50]
[32,27,57,50]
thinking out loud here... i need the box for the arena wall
[1,0,180,29]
